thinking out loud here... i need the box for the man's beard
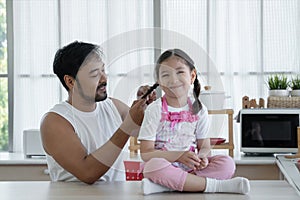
[95,90,107,102]
[95,82,107,102]
[77,81,107,102]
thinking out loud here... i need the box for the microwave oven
[240,109,300,155]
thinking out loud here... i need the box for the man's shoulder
[99,97,120,110]
[49,101,70,112]
[42,111,66,122]
[44,102,74,126]
[106,97,129,120]
[40,111,72,133]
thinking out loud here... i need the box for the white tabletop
[276,155,300,195]
[0,180,299,200]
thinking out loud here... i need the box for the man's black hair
[53,41,101,91]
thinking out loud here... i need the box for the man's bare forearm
[91,128,129,168]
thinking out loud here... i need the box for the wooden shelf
[211,142,234,149]
[208,109,234,115]
[209,109,234,157]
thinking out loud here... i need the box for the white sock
[204,177,250,194]
[141,178,174,195]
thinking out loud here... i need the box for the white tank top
[45,98,126,182]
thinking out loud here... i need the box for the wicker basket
[267,96,300,108]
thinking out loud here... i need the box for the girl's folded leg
[142,157,250,195]
[142,158,188,195]
[195,155,236,180]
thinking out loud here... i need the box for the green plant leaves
[267,74,300,90]
[267,74,288,90]
[290,76,300,90]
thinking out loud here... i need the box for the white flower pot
[291,90,300,97]
[268,89,289,97]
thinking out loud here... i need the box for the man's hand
[137,85,157,105]
[129,98,147,126]
[120,98,147,137]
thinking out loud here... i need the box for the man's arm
[40,99,146,184]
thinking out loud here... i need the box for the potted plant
[267,74,289,97]
[290,76,300,96]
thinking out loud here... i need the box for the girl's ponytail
[192,75,202,114]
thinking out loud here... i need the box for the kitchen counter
[233,153,281,180]
[0,152,46,165]
[234,153,276,164]
[0,180,299,200]
[0,152,277,165]
[0,152,49,181]
[0,152,281,181]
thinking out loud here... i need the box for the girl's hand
[195,156,209,170]
[177,151,201,170]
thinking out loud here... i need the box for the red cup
[123,161,144,181]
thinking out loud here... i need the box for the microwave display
[241,114,298,148]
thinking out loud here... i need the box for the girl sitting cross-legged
[137,49,250,195]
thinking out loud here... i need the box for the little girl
[138,49,250,195]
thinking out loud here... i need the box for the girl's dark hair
[155,49,202,114]
[53,41,102,91]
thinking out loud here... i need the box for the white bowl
[200,91,225,110]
